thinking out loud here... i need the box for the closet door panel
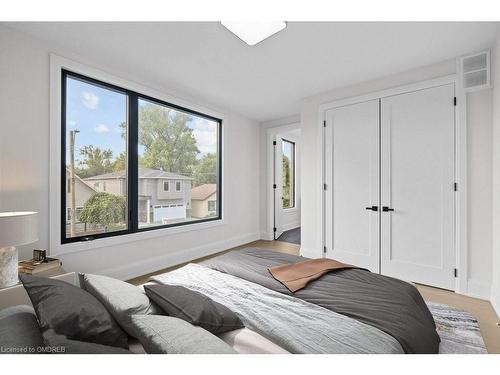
[325,100,380,272]
[380,84,455,290]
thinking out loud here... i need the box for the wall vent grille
[459,50,491,92]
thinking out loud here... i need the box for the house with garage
[85,168,192,225]
[190,184,217,219]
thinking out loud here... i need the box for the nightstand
[0,268,76,310]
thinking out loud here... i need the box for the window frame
[281,138,296,210]
[163,181,170,192]
[60,69,223,245]
[175,181,182,192]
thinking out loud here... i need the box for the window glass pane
[138,98,220,228]
[64,75,128,239]
[282,140,295,209]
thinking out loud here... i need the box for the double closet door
[324,84,456,290]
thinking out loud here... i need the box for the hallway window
[282,139,295,209]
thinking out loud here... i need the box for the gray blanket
[151,263,403,354]
[202,248,440,354]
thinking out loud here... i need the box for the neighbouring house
[65,168,98,226]
[85,168,192,224]
[190,184,217,219]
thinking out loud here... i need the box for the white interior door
[380,84,455,290]
[325,100,380,272]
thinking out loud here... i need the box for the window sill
[52,218,225,256]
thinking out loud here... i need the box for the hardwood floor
[128,239,500,353]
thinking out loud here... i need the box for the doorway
[273,129,301,245]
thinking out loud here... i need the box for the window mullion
[128,93,139,233]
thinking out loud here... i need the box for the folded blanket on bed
[202,248,440,354]
[150,263,403,354]
[268,258,365,292]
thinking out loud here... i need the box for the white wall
[0,26,261,280]
[491,28,500,316]
[467,89,493,298]
[300,59,494,299]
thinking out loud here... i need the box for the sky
[65,77,218,166]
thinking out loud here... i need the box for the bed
[1,248,469,354]
[150,247,440,354]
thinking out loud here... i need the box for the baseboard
[99,232,260,281]
[464,279,492,300]
[280,222,300,233]
[491,284,500,319]
[260,231,274,241]
[300,246,321,258]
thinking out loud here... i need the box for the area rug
[276,227,301,245]
[427,302,487,354]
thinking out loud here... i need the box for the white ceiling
[5,22,499,122]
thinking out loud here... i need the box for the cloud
[68,120,77,129]
[82,91,99,109]
[94,124,110,134]
[191,118,217,155]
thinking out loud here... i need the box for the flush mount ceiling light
[221,21,287,46]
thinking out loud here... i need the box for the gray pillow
[19,274,128,349]
[79,274,161,337]
[0,305,44,354]
[144,284,244,334]
[131,315,237,354]
[43,330,131,354]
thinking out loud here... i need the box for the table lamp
[0,211,38,288]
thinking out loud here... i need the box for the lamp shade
[0,212,38,247]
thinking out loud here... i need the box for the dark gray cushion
[0,305,44,354]
[131,315,237,354]
[79,273,161,337]
[19,274,128,349]
[42,330,131,354]
[144,284,244,334]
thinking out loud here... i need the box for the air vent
[459,50,491,92]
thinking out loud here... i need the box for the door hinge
[323,120,326,127]
[273,227,277,232]
[454,97,457,106]
[454,268,458,278]
[323,183,327,190]
[273,184,277,189]
[323,246,327,254]
[454,182,458,191]
[273,140,276,146]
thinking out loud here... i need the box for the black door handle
[382,206,394,212]
[365,206,378,211]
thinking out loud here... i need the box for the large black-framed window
[61,69,222,244]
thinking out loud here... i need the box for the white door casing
[380,84,456,290]
[325,100,380,272]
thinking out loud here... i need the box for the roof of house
[66,168,98,192]
[191,184,217,200]
[84,168,192,181]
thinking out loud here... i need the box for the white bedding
[218,328,289,354]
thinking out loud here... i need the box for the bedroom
[1,0,500,372]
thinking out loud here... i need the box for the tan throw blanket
[268,258,365,292]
